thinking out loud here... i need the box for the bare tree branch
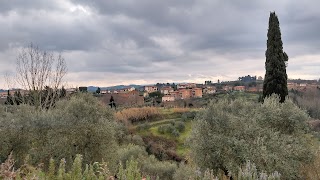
[11,43,67,110]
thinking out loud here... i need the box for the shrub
[174,121,185,132]
[0,153,111,179]
[173,163,201,180]
[157,124,174,134]
[182,111,197,121]
[188,95,314,179]
[117,144,176,179]
[157,122,185,136]
[157,125,166,134]
[171,129,180,137]
[237,161,280,180]
[118,159,142,180]
[117,144,148,167]
[0,94,118,171]
[131,135,145,146]
[136,123,151,131]
[139,155,177,180]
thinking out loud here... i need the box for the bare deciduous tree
[13,43,67,109]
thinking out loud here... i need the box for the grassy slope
[134,108,196,157]
[133,92,260,158]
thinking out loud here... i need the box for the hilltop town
[2,75,318,107]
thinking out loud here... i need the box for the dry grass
[0,152,16,179]
[115,107,161,125]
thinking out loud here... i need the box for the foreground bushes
[0,153,111,180]
[117,144,177,179]
[0,94,118,171]
[188,95,315,179]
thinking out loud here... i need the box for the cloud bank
[0,0,319,88]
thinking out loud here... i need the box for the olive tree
[0,94,118,171]
[188,95,314,179]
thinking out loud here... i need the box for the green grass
[136,118,193,157]
[132,107,200,157]
[216,91,260,101]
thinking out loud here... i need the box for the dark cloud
[0,0,320,88]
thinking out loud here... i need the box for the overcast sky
[0,0,319,88]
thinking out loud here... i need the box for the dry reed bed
[115,107,161,124]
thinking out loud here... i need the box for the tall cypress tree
[263,12,288,103]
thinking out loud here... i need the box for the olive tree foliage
[117,144,177,180]
[8,43,67,109]
[0,94,118,171]
[188,95,314,179]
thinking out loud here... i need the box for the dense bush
[157,121,185,136]
[237,161,280,180]
[175,121,185,132]
[136,122,151,131]
[0,154,111,179]
[182,111,197,121]
[117,144,177,179]
[143,135,182,162]
[188,95,315,179]
[158,124,175,134]
[0,94,118,171]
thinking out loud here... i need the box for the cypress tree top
[263,12,288,103]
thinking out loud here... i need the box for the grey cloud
[0,0,320,88]
[0,0,62,15]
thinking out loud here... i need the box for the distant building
[144,86,158,93]
[160,86,174,95]
[66,88,77,94]
[239,75,257,83]
[162,95,175,102]
[119,87,135,93]
[203,86,216,94]
[79,87,88,92]
[0,89,28,98]
[170,91,180,100]
[233,86,246,91]
[100,90,108,94]
[192,88,203,98]
[179,89,192,99]
[100,90,144,107]
[0,91,8,99]
[223,85,232,91]
[247,87,258,92]
[177,83,196,89]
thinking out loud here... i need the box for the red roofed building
[233,86,246,91]
[192,88,203,98]
[160,86,174,95]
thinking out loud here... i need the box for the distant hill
[102,84,142,90]
[87,86,98,92]
[87,85,142,92]
[0,89,5,93]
